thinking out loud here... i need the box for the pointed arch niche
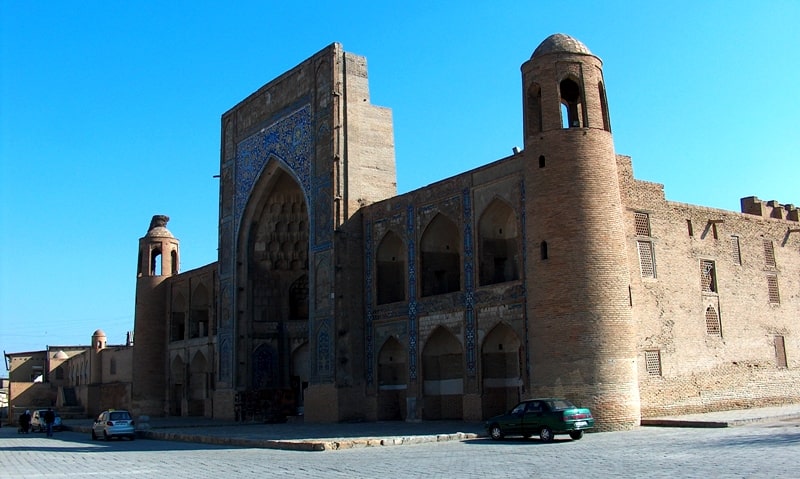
[237,162,310,395]
[376,231,406,304]
[377,336,407,420]
[478,199,519,286]
[170,294,186,342]
[560,77,585,128]
[526,82,542,136]
[190,283,209,339]
[421,326,464,420]
[169,355,185,416]
[420,214,461,297]
[188,351,208,416]
[481,323,522,418]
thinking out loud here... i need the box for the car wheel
[91,429,97,440]
[539,427,554,443]
[489,424,504,441]
[569,430,584,440]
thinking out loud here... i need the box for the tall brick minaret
[522,34,640,430]
[132,215,179,417]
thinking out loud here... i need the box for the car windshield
[109,412,131,421]
[545,399,576,410]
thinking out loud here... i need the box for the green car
[485,398,594,442]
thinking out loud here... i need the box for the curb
[641,412,800,428]
[65,424,481,451]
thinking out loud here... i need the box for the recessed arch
[481,323,523,418]
[377,336,407,420]
[169,355,186,416]
[191,283,210,338]
[236,160,310,398]
[171,293,187,342]
[560,76,585,128]
[478,198,519,286]
[526,82,542,135]
[252,343,278,390]
[188,351,209,416]
[376,231,406,304]
[420,214,461,297]
[421,326,464,419]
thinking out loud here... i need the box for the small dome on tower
[53,350,69,360]
[145,214,175,238]
[532,33,592,58]
[93,329,106,338]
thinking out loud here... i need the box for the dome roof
[145,226,175,238]
[93,329,107,337]
[53,350,69,359]
[532,33,592,58]
[145,215,175,238]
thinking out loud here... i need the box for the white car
[31,409,62,432]
[91,409,135,440]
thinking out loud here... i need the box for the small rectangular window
[775,336,787,368]
[634,212,651,237]
[730,236,741,265]
[764,240,776,268]
[700,260,717,293]
[637,240,656,278]
[645,350,662,376]
[687,219,694,237]
[767,275,781,304]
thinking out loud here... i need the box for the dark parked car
[485,398,594,442]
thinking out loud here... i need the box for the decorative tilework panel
[234,105,313,237]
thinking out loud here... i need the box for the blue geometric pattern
[406,204,418,380]
[462,188,476,375]
[364,220,374,385]
[234,105,313,237]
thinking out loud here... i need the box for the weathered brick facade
[128,34,799,430]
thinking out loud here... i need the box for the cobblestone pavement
[2,416,800,478]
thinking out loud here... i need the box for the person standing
[19,410,31,433]
[44,408,55,437]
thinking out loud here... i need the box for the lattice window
[644,350,662,376]
[637,240,656,278]
[764,240,776,268]
[700,260,717,292]
[705,306,721,336]
[730,236,741,265]
[767,275,781,304]
[634,212,651,237]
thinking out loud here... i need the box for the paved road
[2,418,800,478]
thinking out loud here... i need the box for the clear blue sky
[2,1,798,358]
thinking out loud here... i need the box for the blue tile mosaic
[364,220,374,385]
[462,188,476,375]
[406,204,418,380]
[234,105,313,238]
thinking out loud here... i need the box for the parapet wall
[741,196,799,221]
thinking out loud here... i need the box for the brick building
[4,330,133,421]
[130,34,800,430]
